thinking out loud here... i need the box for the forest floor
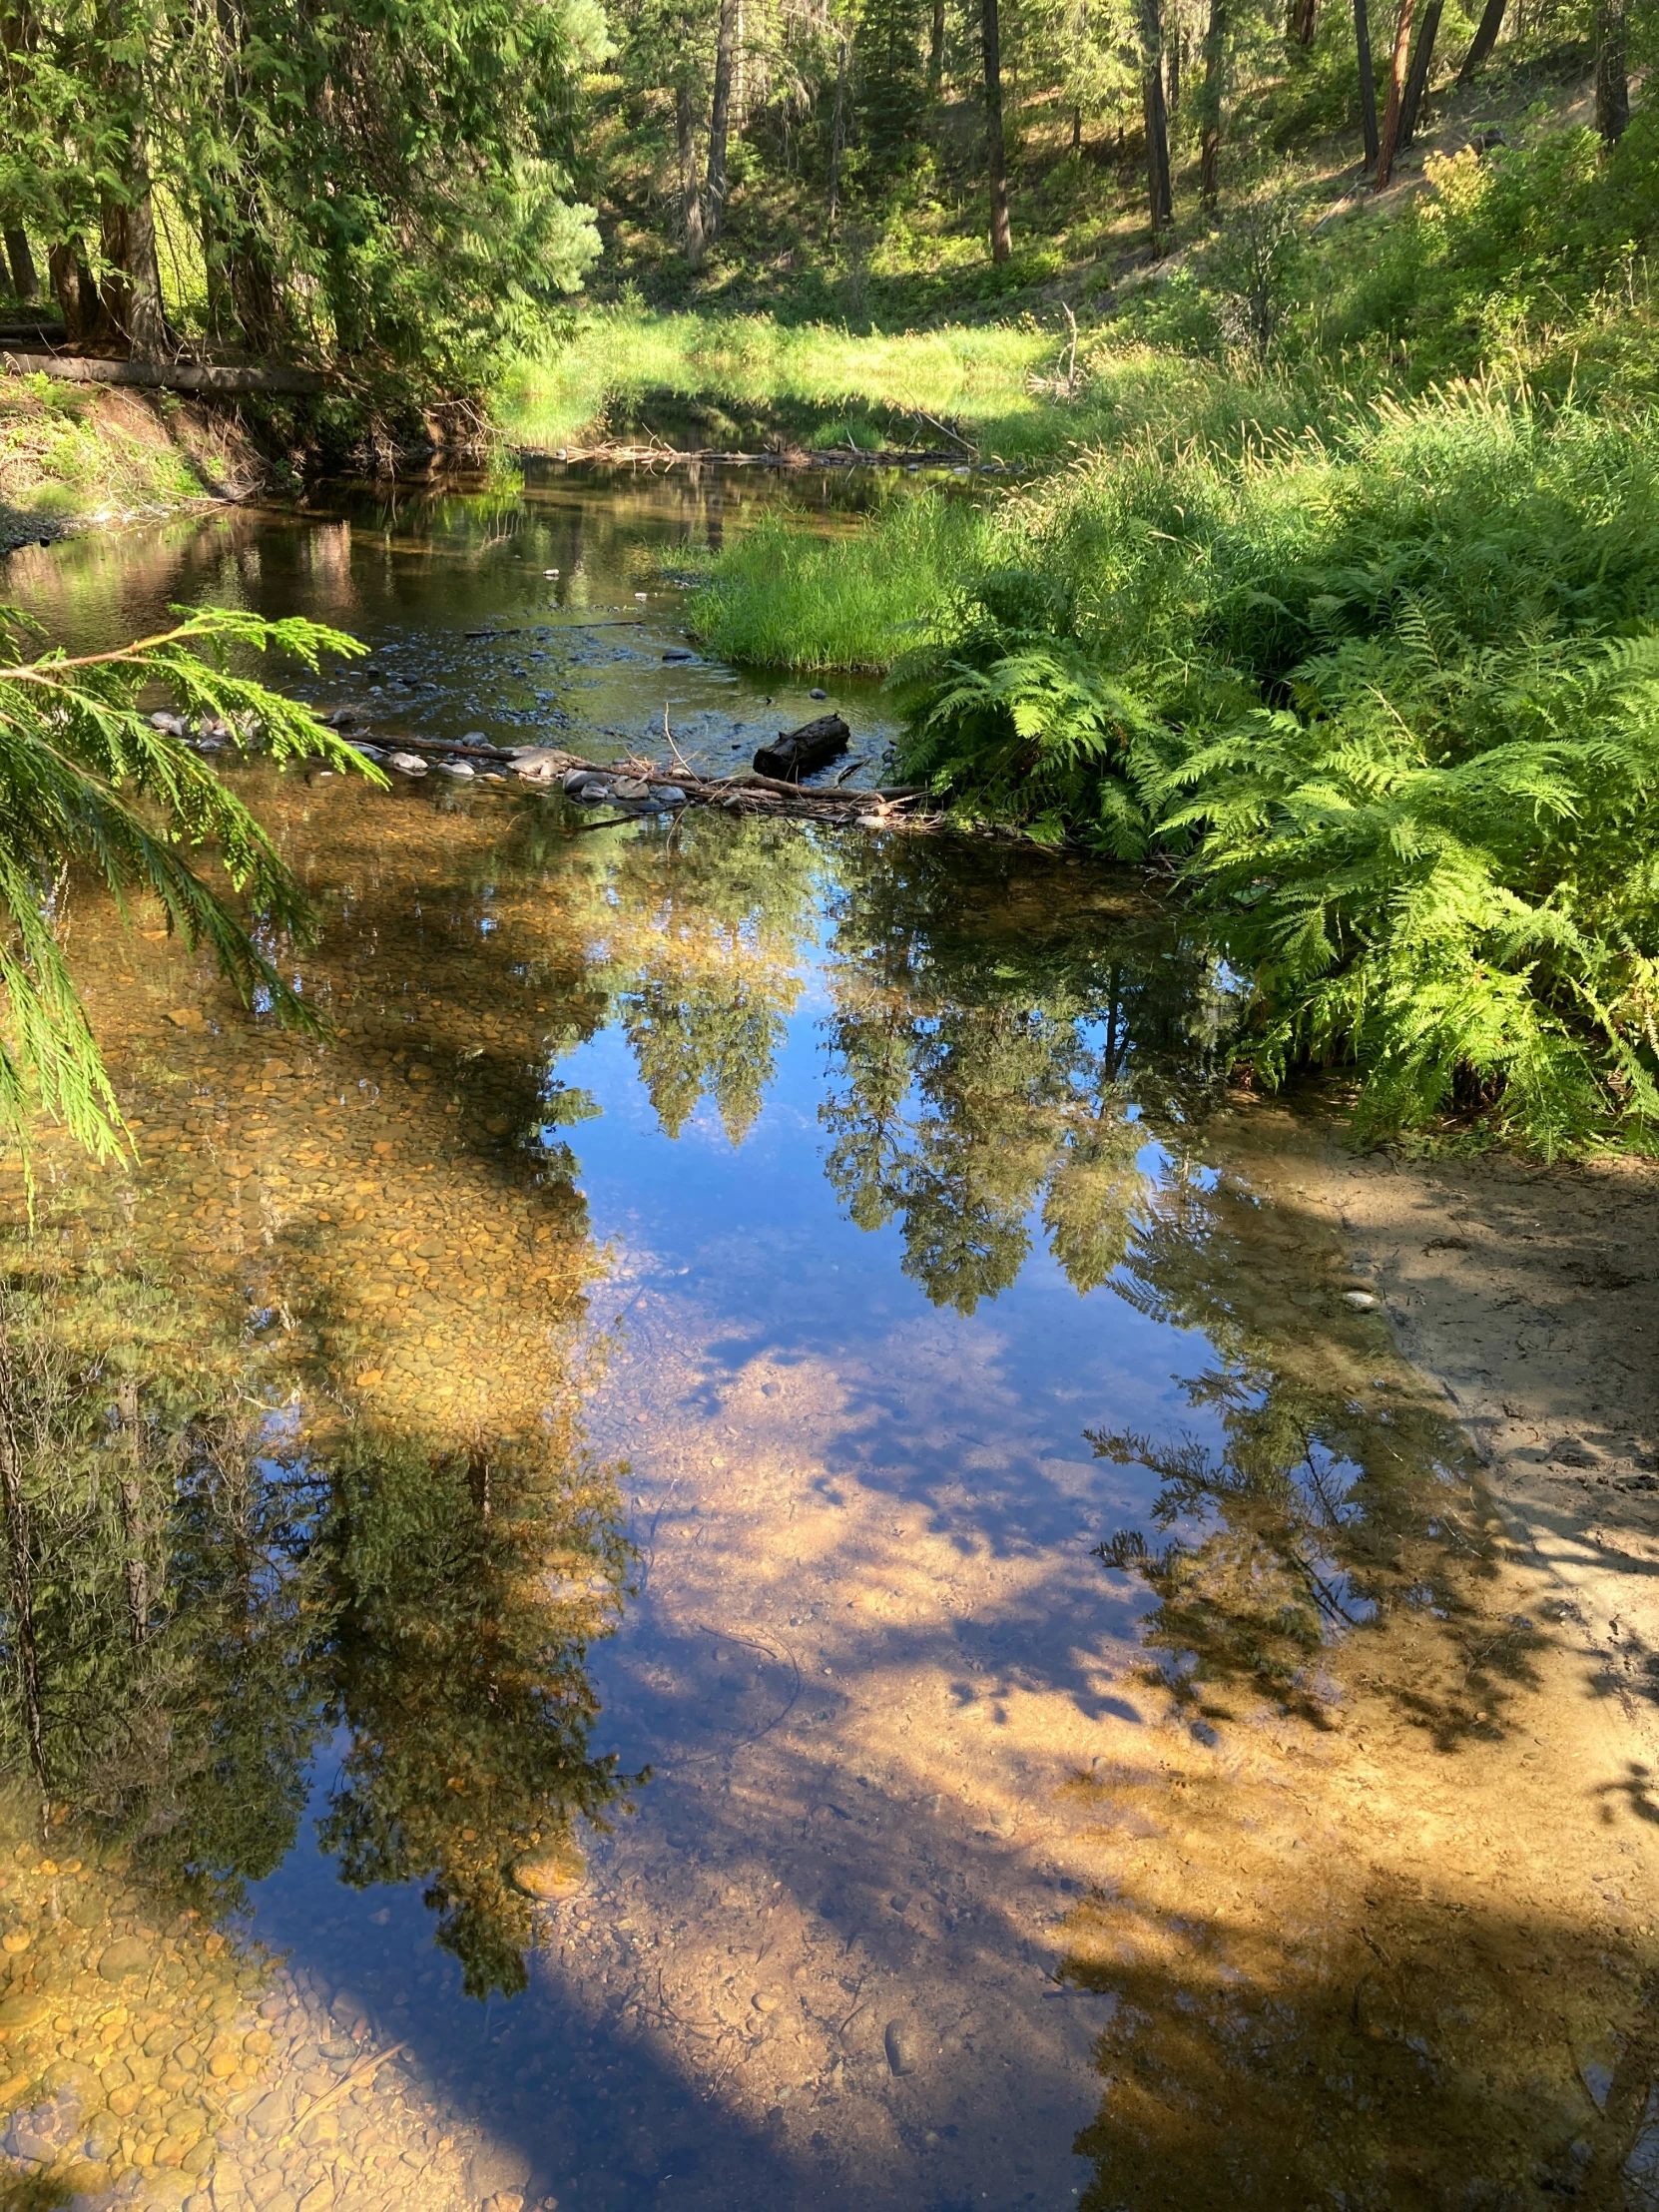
[0,377,265,551]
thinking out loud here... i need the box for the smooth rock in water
[810,688,829,701]
[883,2019,919,2076]
[460,731,487,744]
[247,2088,291,2139]
[570,779,611,805]
[98,1935,153,1980]
[1343,1291,1379,1311]
[385,752,429,778]
[653,786,687,806]
[436,759,475,779]
[511,1840,586,1902]
[610,776,650,801]
[662,649,695,662]
[0,1990,49,2034]
[468,2143,534,2199]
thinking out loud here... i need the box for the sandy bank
[1312,1129,1659,1758]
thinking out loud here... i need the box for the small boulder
[386,752,428,778]
[436,759,476,779]
[98,1936,152,1981]
[510,1838,586,1902]
[468,2142,533,2199]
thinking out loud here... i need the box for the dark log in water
[754,714,851,782]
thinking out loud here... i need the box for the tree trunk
[115,124,167,357]
[1374,0,1416,188]
[1199,0,1227,211]
[677,81,708,265]
[928,0,945,89]
[2,228,36,301]
[1166,29,1181,108]
[1140,0,1173,244]
[1354,0,1380,164]
[702,0,739,256]
[0,1306,44,1793]
[981,0,1012,262]
[828,36,847,238]
[48,241,101,345]
[1396,0,1442,148]
[228,231,285,355]
[1290,0,1317,43]
[1595,0,1628,142]
[1455,0,1505,80]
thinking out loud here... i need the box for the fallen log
[2,351,323,395]
[754,714,851,782]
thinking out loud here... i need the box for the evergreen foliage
[0,605,376,1169]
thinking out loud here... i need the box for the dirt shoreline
[1306,1122,1659,1759]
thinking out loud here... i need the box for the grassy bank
[0,375,265,549]
[498,308,1082,457]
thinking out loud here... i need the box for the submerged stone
[98,1936,152,1980]
[511,1839,586,1902]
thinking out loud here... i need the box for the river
[0,460,1654,2212]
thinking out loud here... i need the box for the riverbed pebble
[386,753,429,778]
[436,760,475,779]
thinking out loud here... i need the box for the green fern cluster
[0,605,378,1171]
[893,389,1659,1152]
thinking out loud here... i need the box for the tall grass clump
[685,490,1001,672]
[893,387,1659,1151]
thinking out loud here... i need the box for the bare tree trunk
[0,1304,44,1792]
[1354,0,1380,164]
[1455,0,1505,80]
[1199,0,1227,210]
[928,0,945,86]
[2,229,36,301]
[1396,0,1442,148]
[1140,0,1173,245]
[981,0,1012,262]
[1290,0,1317,43]
[677,81,708,265]
[702,0,739,256]
[1595,0,1628,141]
[828,36,847,237]
[1374,0,1415,188]
[1166,28,1181,108]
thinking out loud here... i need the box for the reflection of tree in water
[1054,1150,1653,2212]
[1093,1150,1520,1743]
[598,820,820,1145]
[318,1425,638,1998]
[0,1280,637,2000]
[818,839,1234,1312]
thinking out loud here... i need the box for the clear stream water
[0,462,1655,2212]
